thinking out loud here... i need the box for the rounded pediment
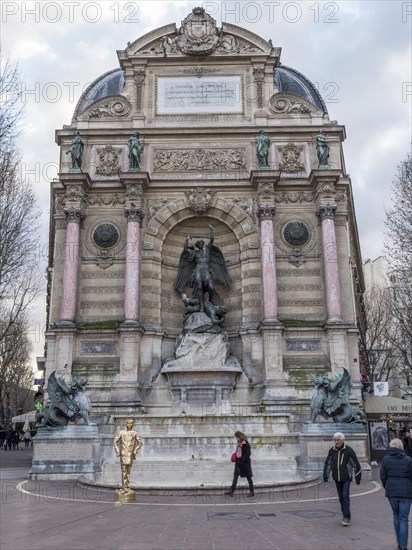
[123,8,273,57]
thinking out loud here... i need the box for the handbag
[231,452,237,463]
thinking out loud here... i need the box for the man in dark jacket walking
[323,431,362,526]
[380,438,412,550]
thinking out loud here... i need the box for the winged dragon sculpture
[310,368,366,423]
[36,370,92,428]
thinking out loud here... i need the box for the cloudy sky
[2,0,411,368]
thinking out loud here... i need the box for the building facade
[42,9,366,485]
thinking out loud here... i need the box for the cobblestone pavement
[0,449,408,550]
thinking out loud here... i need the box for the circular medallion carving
[283,221,310,247]
[92,223,119,249]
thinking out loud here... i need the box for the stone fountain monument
[35,8,369,490]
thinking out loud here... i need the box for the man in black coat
[323,431,362,526]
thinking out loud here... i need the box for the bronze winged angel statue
[174,224,231,315]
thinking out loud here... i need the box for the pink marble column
[124,206,143,323]
[317,204,342,321]
[258,206,278,321]
[60,207,84,322]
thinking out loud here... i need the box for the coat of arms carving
[176,7,221,55]
[96,145,121,176]
[279,143,305,173]
[186,187,215,212]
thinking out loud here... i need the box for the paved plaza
[0,448,407,550]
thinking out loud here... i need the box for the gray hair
[333,432,345,441]
[389,438,403,450]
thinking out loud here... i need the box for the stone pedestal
[298,422,371,480]
[160,312,243,409]
[30,425,101,480]
[115,490,136,503]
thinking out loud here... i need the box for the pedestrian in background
[23,431,31,448]
[380,438,412,550]
[4,428,14,451]
[225,431,255,497]
[402,432,412,458]
[13,431,20,451]
[323,431,362,526]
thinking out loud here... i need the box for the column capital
[124,205,144,223]
[63,205,86,223]
[315,203,337,220]
[257,204,276,220]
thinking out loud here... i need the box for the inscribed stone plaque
[35,443,92,461]
[307,441,330,457]
[81,341,117,354]
[286,339,321,352]
[157,76,242,114]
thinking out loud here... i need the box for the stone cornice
[308,168,341,190]
[119,171,150,191]
[250,170,281,190]
[58,171,92,194]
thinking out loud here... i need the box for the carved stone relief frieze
[153,148,246,172]
[57,188,127,209]
[87,194,125,206]
[274,191,313,203]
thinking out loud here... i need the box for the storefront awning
[11,410,37,423]
[364,394,412,420]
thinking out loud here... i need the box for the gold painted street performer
[114,419,142,494]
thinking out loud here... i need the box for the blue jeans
[335,481,351,519]
[388,497,412,549]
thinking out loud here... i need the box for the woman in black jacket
[225,431,254,497]
[380,438,412,550]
